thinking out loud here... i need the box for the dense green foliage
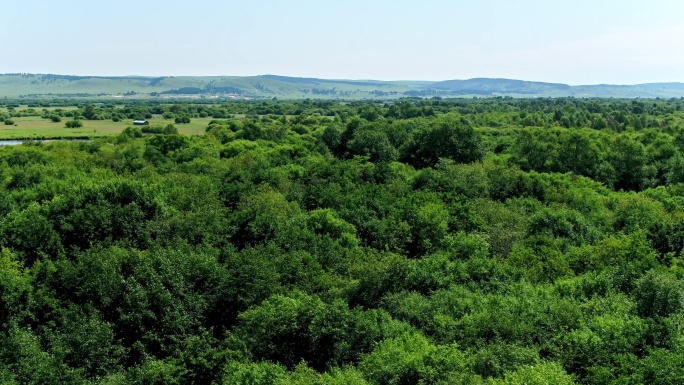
[64,119,83,128]
[3,98,684,384]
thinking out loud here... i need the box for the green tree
[512,130,554,172]
[347,128,398,163]
[610,135,646,191]
[555,130,601,177]
[83,104,96,120]
[358,332,472,384]
[401,115,484,168]
[665,152,684,184]
[490,362,576,385]
[633,270,684,318]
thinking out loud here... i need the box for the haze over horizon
[3,0,683,86]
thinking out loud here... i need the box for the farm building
[133,120,149,126]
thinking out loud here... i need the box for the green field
[0,106,80,114]
[0,116,209,139]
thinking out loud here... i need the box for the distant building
[133,120,149,126]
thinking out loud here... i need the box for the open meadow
[0,116,210,139]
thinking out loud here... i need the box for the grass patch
[0,117,209,139]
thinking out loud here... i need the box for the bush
[121,126,143,138]
[163,124,178,134]
[141,124,177,135]
[65,120,83,128]
[174,115,191,124]
[50,115,61,123]
[4,119,14,126]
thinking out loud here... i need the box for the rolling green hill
[1,73,683,99]
[0,73,415,99]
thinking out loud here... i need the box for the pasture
[0,116,210,139]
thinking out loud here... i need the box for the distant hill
[1,73,683,99]
[430,78,571,95]
[428,78,684,98]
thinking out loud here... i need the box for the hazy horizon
[4,73,684,88]
[3,0,683,85]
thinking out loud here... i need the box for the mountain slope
[1,73,683,99]
[430,78,571,95]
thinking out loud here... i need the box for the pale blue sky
[2,0,683,84]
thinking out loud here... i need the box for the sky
[2,0,684,84]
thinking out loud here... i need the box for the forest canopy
[1,97,684,384]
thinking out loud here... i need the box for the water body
[0,140,26,146]
[0,139,90,146]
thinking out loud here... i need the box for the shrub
[65,120,83,128]
[174,115,191,124]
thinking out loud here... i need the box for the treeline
[2,97,684,128]
[1,100,684,384]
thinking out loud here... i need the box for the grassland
[0,106,80,114]
[0,116,209,139]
